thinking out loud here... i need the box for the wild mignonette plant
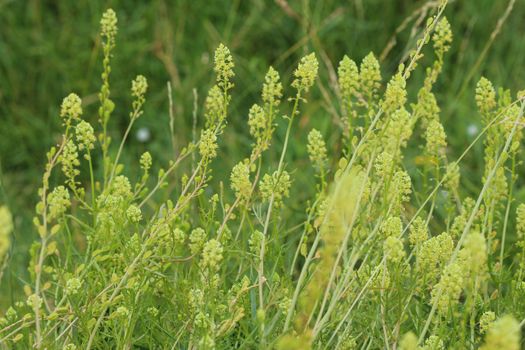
[1,3,525,349]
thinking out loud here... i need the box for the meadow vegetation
[1,1,525,349]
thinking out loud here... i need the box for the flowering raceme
[60,93,82,122]
[307,129,328,170]
[230,162,251,202]
[260,170,291,207]
[292,53,318,92]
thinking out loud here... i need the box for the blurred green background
[1,0,524,301]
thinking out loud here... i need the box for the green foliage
[1,2,525,349]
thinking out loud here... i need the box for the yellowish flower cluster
[292,53,318,93]
[60,93,82,125]
[382,72,407,114]
[126,205,142,223]
[421,335,444,350]
[205,86,225,128]
[384,236,405,263]
[249,230,264,257]
[131,75,148,99]
[444,162,460,192]
[390,170,412,213]
[140,151,152,172]
[409,217,428,247]
[248,104,266,144]
[399,331,418,350]
[432,18,453,59]
[359,53,381,104]
[60,140,80,188]
[65,277,82,296]
[260,171,292,207]
[381,216,402,238]
[262,66,283,109]
[374,151,394,179]
[214,44,235,91]
[431,262,463,315]
[479,315,521,350]
[47,186,70,220]
[475,77,497,118]
[75,121,95,151]
[338,56,359,102]
[100,8,117,39]
[306,129,328,171]
[199,129,218,159]
[230,161,251,202]
[131,75,148,118]
[172,228,186,246]
[425,119,447,158]
[189,228,206,254]
[516,203,525,238]
[201,239,223,271]
[417,232,453,281]
[458,231,487,279]
[479,311,496,334]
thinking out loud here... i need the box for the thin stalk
[419,101,524,343]
[499,154,516,265]
[259,92,301,310]
[109,115,138,187]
